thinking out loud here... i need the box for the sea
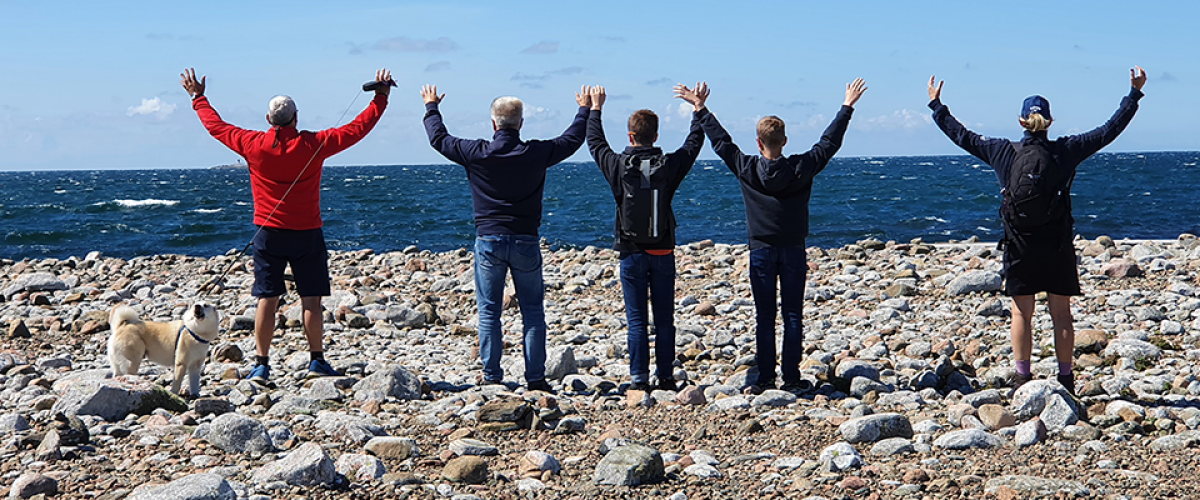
[2,153,1198,261]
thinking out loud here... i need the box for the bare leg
[1047,294,1075,366]
[301,296,325,352]
[1010,295,1036,363]
[255,296,280,358]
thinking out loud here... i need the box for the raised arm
[927,75,1013,166]
[668,81,708,186]
[182,68,259,156]
[317,68,391,157]
[677,83,750,176]
[793,78,867,178]
[585,85,621,183]
[1060,66,1147,162]
[542,86,591,166]
[421,84,479,166]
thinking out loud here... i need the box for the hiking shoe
[628,382,652,393]
[1056,374,1076,396]
[248,364,271,384]
[656,379,679,392]
[526,379,554,393]
[743,378,776,395]
[307,359,343,378]
[781,379,814,394]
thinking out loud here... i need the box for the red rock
[695,301,717,316]
[1102,259,1143,278]
[841,476,868,490]
[903,469,930,483]
[674,385,707,405]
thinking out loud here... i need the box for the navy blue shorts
[251,227,331,298]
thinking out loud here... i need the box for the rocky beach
[1,235,1199,499]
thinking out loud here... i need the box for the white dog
[108,302,220,397]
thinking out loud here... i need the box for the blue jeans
[619,252,677,384]
[474,235,546,383]
[749,246,807,384]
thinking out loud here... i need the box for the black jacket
[424,103,588,236]
[587,109,704,254]
[697,105,854,249]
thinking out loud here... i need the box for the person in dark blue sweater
[585,84,705,392]
[422,84,591,392]
[678,79,868,394]
[927,67,1147,395]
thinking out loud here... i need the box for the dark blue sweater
[424,103,588,236]
[929,87,1143,192]
[698,105,854,249]
[587,109,705,254]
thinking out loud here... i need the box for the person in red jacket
[181,67,391,383]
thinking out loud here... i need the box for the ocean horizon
[3,152,1198,261]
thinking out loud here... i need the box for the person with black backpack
[585,85,705,392]
[927,66,1148,395]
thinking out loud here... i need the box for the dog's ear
[193,304,205,319]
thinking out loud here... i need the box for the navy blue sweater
[698,106,854,249]
[587,109,705,254]
[929,87,1143,199]
[424,103,588,236]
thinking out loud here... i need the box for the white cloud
[127,97,177,120]
[856,109,932,131]
[677,102,693,118]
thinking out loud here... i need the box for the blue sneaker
[248,364,270,384]
[307,359,343,378]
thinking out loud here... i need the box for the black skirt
[1001,221,1081,297]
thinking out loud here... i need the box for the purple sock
[1015,360,1032,376]
[1058,362,1073,376]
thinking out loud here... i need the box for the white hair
[267,95,297,126]
[490,96,523,130]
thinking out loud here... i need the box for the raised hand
[589,85,606,110]
[844,78,868,107]
[374,68,393,96]
[673,81,710,112]
[927,75,944,102]
[421,84,445,105]
[1130,65,1147,91]
[180,68,206,98]
[576,85,592,108]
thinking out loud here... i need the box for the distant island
[210,159,246,170]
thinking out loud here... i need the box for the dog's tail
[109,305,142,333]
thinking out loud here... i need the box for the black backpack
[617,154,673,244]
[1000,137,1072,231]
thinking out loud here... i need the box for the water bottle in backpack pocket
[618,154,673,244]
[1000,137,1072,231]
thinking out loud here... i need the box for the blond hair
[756,116,786,149]
[1019,112,1051,133]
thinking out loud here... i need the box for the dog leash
[200,88,367,295]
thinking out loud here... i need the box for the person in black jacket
[927,67,1147,395]
[585,85,705,392]
[677,79,868,394]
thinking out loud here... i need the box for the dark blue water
[2,153,1198,260]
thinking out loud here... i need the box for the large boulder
[315,411,385,444]
[839,413,913,444]
[353,365,421,401]
[50,377,188,422]
[335,454,386,482]
[945,270,1002,296]
[125,473,236,500]
[1010,380,1074,418]
[593,444,664,486]
[191,413,275,454]
[249,442,336,486]
[933,429,1005,450]
[544,346,578,381]
[1103,339,1161,360]
[3,273,68,298]
[364,437,419,460]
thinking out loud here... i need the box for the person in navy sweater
[422,84,590,393]
[927,67,1147,395]
[585,84,705,392]
[677,79,868,394]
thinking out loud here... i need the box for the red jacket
[192,94,388,230]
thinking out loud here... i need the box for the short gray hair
[490,96,523,130]
[267,95,297,126]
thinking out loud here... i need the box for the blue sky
[0,0,1195,170]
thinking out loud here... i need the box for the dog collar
[177,324,211,345]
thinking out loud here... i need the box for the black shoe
[1056,374,1076,396]
[1012,373,1033,390]
[781,379,814,394]
[628,382,652,392]
[656,379,678,392]
[478,376,506,387]
[526,379,554,393]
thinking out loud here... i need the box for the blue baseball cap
[1021,95,1052,121]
